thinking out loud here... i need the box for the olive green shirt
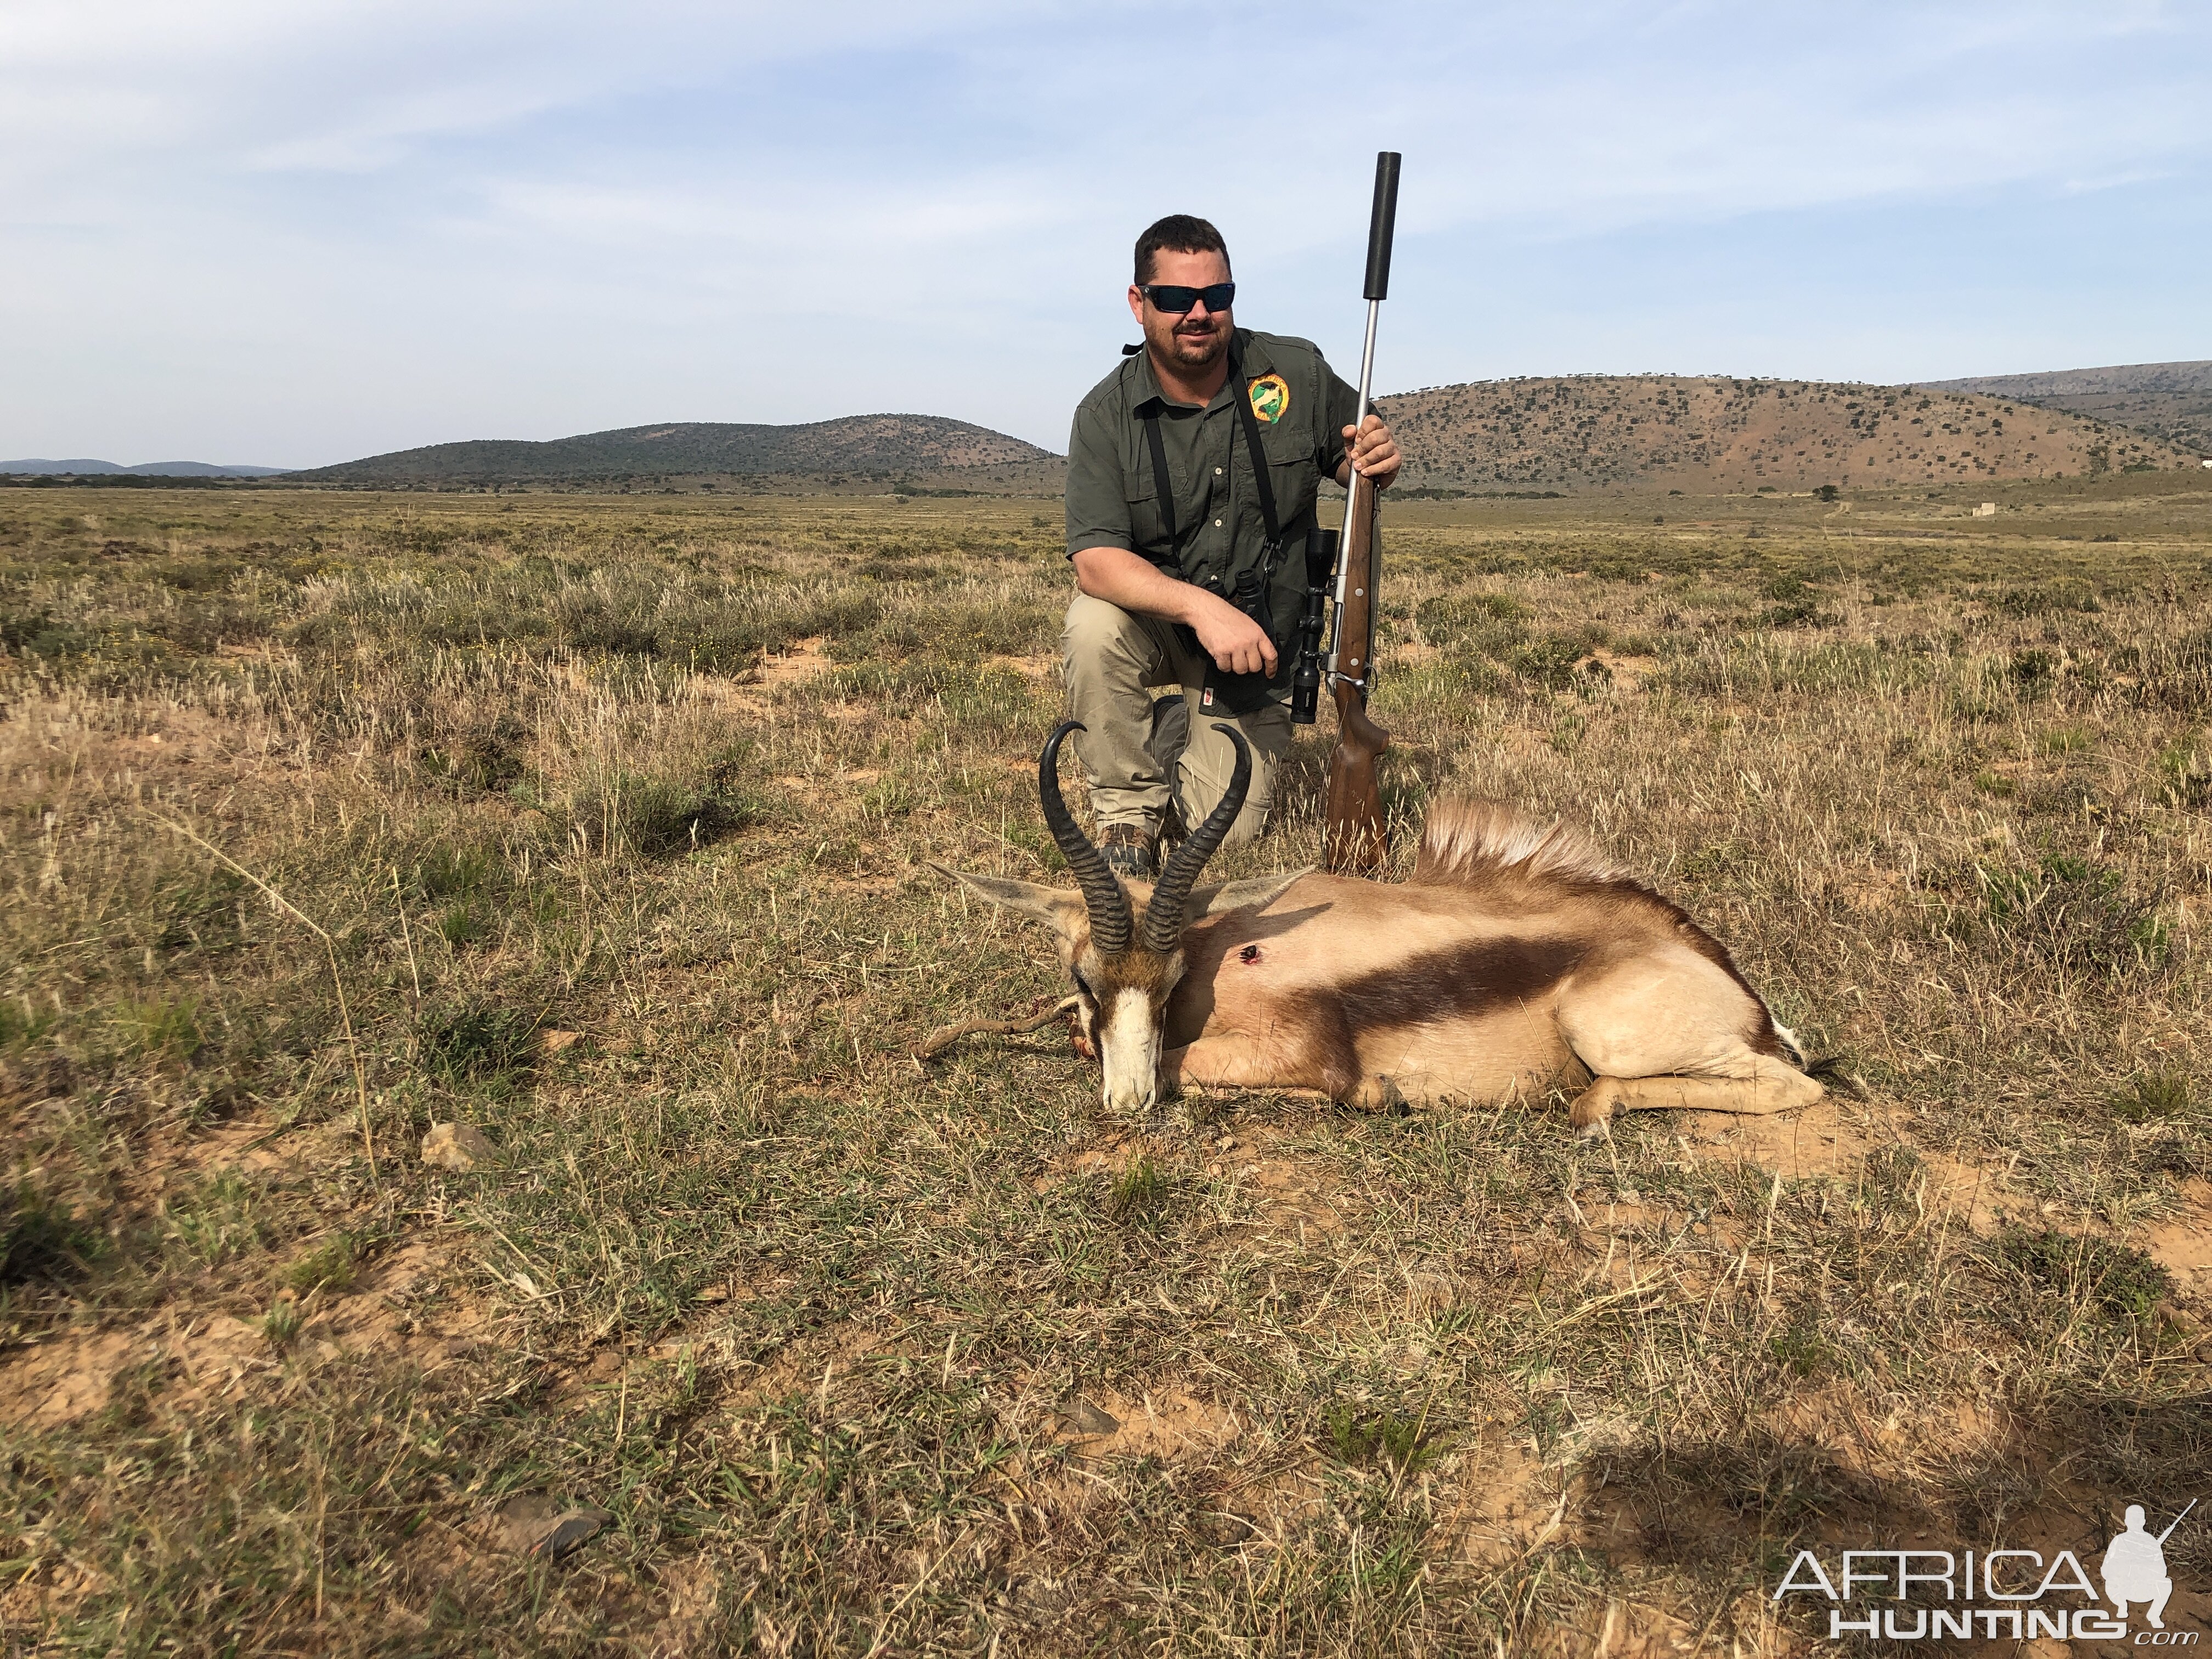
[1064,327,1359,593]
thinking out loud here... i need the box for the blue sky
[3,1,2208,467]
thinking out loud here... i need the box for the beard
[1149,311,1229,372]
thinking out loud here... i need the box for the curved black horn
[1142,726,1251,955]
[1039,720,1132,955]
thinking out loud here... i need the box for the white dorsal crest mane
[1410,799,1625,889]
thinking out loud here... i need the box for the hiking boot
[1099,823,1158,881]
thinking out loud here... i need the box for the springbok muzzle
[1097,989,1163,1113]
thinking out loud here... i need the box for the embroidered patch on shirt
[1246,373,1290,425]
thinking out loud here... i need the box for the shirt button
[1214,466,1223,475]
[1214,518,1223,527]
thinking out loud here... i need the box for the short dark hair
[1135,215,1230,285]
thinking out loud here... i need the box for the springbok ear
[1192,867,1313,921]
[929,862,1077,927]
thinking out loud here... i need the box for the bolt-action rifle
[1319,151,1400,872]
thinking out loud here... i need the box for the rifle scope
[1289,526,1340,725]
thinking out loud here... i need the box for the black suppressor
[1289,526,1340,725]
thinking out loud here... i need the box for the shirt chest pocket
[1257,421,1321,528]
[1125,453,1182,563]
[1129,421,1228,562]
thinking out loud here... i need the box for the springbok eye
[1071,972,1096,1001]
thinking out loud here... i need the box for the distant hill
[1374,375,2199,492]
[1923,361,2212,456]
[290,415,1056,486]
[0,459,289,477]
[25,368,2202,498]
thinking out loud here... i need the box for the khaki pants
[1060,592,1291,849]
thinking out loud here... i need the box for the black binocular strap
[1228,349,1283,553]
[1143,412,1179,552]
[1140,347,1283,566]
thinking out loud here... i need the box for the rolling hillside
[46,368,2200,499]
[290,415,1053,486]
[0,459,288,477]
[1925,360,2212,456]
[1375,375,2198,493]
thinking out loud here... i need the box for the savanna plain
[5,477,2212,1656]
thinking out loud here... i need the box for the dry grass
[3,475,2212,1654]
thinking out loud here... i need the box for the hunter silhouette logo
[2106,1501,2193,1629]
[1772,1500,2200,1641]
[1246,373,1289,424]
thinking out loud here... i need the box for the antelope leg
[1163,1036,1269,1088]
[1163,1034,1333,1096]
[1569,1063,1825,1137]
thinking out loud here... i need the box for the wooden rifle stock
[1323,482,1389,871]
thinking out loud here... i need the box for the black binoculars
[1289,526,1339,725]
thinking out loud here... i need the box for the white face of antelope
[1064,933,1184,1114]
[1098,990,1161,1110]
[938,710,1280,1118]
[935,861,1307,1114]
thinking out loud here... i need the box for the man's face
[1127,248,1232,378]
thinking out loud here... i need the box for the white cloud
[2,0,2207,462]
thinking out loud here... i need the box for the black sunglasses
[1141,281,1235,314]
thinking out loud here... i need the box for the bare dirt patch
[1,1329,140,1429]
[1681,1096,2010,1232]
[748,635,828,688]
[2143,1178,2212,1289]
[1207,1131,1357,1241]
[1677,1095,1871,1182]
[1055,1385,1244,1462]
[1588,647,1658,692]
[1441,1436,1558,1564]
[0,1233,478,1430]
[986,652,1057,681]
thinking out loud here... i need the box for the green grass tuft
[1105,1158,1169,1226]
[1996,1226,2168,1323]
[278,1234,358,1296]
[1322,1401,1442,1474]
[417,1000,540,1088]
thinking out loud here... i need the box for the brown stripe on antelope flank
[1291,935,1588,1035]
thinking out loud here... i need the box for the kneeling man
[1062,213,1401,877]
[2102,1504,2174,1629]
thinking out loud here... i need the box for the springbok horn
[1038,720,1132,956]
[1142,726,1251,955]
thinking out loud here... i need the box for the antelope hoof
[1568,1079,1624,1139]
[1346,1074,1409,1115]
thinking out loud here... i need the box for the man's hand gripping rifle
[1292,151,1399,874]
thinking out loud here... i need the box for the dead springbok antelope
[935,720,1826,1137]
